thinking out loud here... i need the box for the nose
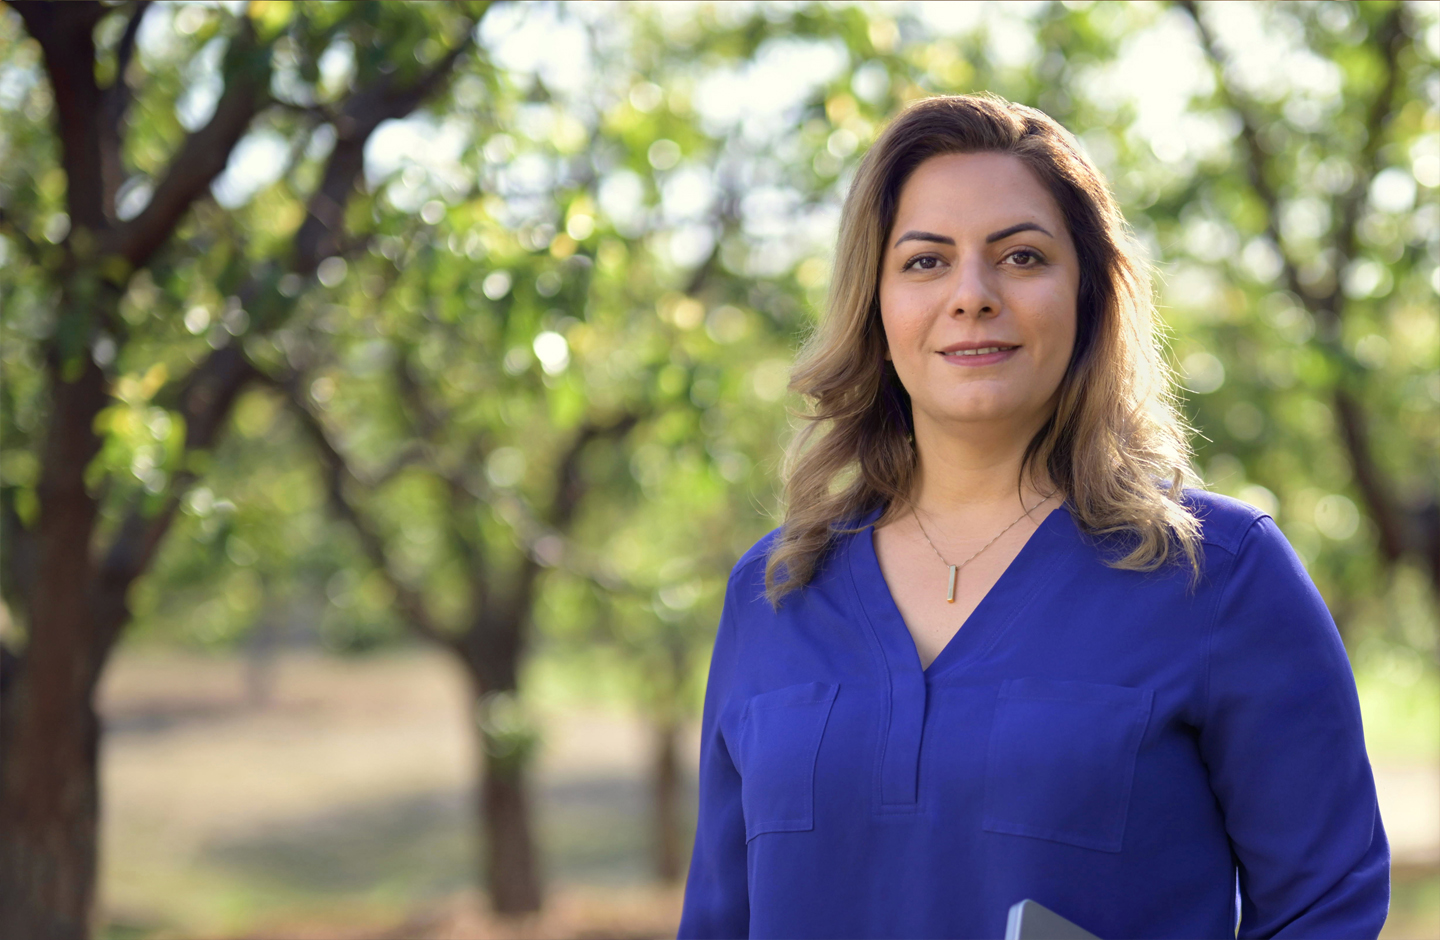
[947,253,1000,319]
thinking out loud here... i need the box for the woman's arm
[677,590,749,939]
[1200,515,1389,939]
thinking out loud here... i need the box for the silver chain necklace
[910,493,1057,603]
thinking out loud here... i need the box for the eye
[901,254,943,272]
[1004,248,1045,267]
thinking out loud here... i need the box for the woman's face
[878,151,1079,441]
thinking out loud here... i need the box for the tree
[253,1,872,895]
[0,3,477,935]
[1173,0,1438,629]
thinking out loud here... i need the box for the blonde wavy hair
[765,93,1202,604]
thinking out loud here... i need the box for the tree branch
[90,20,482,649]
[122,17,479,549]
[493,414,645,631]
[451,414,643,687]
[393,351,451,440]
[293,32,474,273]
[100,0,151,184]
[548,415,641,533]
[1178,0,1408,325]
[172,345,263,452]
[112,16,271,268]
[1332,389,1405,564]
[11,1,112,229]
[91,344,263,663]
[1329,4,1408,293]
[90,487,186,669]
[112,1,149,85]
[1176,1,1311,304]
[387,348,492,609]
[269,371,461,655]
[372,441,429,487]
[1179,0,1433,585]
[445,471,488,612]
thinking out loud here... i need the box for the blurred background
[0,1,1435,938]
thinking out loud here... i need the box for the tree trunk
[244,602,278,710]
[0,666,102,940]
[463,608,544,915]
[651,717,684,884]
[0,312,112,939]
[479,728,543,914]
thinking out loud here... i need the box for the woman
[677,95,1388,940]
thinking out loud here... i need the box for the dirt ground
[94,647,1438,940]
[96,647,695,939]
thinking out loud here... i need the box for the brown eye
[903,255,941,271]
[1005,249,1043,267]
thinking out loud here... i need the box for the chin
[917,387,1054,428]
[927,401,1023,427]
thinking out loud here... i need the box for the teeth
[946,346,1013,356]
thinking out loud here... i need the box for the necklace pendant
[946,565,957,603]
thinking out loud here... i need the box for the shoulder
[721,525,784,610]
[1179,490,1321,620]
[728,507,877,587]
[724,515,864,610]
[732,525,783,580]
[1178,487,1271,557]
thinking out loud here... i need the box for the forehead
[889,151,1064,236]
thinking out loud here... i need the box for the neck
[908,410,1056,517]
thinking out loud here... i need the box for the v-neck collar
[847,500,1078,682]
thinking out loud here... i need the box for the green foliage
[1,0,1434,706]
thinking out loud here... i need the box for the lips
[936,342,1020,366]
[943,345,1018,356]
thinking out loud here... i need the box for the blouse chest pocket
[735,681,839,843]
[982,677,1153,853]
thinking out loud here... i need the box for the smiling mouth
[939,345,1019,357]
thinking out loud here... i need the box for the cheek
[880,313,930,379]
[1023,283,1078,357]
[1048,304,1079,358]
[878,282,931,351]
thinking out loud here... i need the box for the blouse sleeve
[1199,515,1389,938]
[677,583,749,939]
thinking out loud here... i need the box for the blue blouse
[677,490,1388,939]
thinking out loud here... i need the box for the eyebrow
[985,221,1054,243]
[892,221,1055,249]
[892,230,953,248]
